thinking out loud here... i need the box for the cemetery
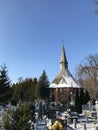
[0,46,96,130]
[34,100,98,130]
[0,100,98,130]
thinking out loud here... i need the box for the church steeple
[60,45,68,71]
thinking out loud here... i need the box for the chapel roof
[49,45,81,88]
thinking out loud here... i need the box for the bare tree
[75,54,98,100]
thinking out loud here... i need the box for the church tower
[60,45,68,71]
[49,45,81,102]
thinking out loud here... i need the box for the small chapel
[49,45,81,102]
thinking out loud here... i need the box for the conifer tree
[0,64,11,103]
[37,70,50,100]
[3,103,35,130]
[84,90,90,104]
[75,89,82,113]
[79,88,85,105]
[12,78,38,103]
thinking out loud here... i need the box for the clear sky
[0,0,98,83]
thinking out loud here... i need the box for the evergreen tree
[0,64,11,103]
[84,90,90,104]
[3,103,35,130]
[37,70,50,100]
[12,78,38,103]
[79,88,85,105]
[75,89,82,113]
[3,113,12,130]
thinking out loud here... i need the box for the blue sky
[0,0,98,83]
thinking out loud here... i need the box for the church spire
[60,45,68,71]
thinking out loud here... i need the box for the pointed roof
[60,45,68,69]
[49,45,81,88]
[59,45,68,73]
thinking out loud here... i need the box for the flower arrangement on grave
[52,120,63,130]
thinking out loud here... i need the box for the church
[49,45,81,102]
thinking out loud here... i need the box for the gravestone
[95,100,98,121]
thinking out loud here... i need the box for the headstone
[86,115,88,123]
[73,119,76,129]
[67,116,70,124]
[95,101,98,121]
[88,101,92,111]
[95,125,98,130]
[83,123,86,130]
